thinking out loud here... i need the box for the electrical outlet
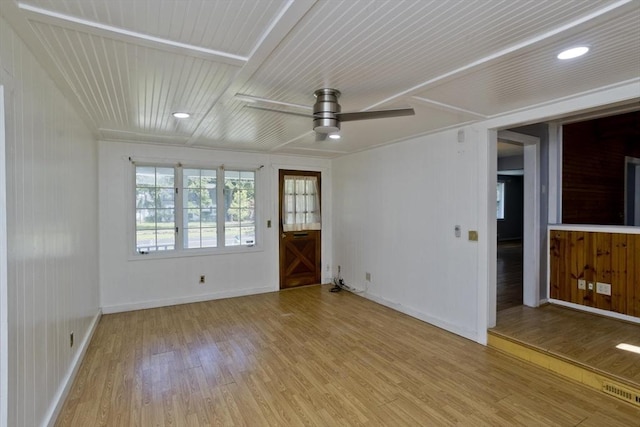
[365,272,371,282]
[596,282,612,296]
[70,332,74,348]
[588,281,594,291]
[578,279,586,290]
[199,275,205,284]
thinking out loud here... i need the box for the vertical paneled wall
[332,127,483,341]
[562,111,640,225]
[549,229,640,317]
[0,15,100,427]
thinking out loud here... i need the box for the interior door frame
[278,169,322,289]
[0,84,9,427]
[497,130,541,308]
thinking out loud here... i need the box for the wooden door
[279,170,321,289]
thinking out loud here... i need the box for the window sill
[128,244,263,261]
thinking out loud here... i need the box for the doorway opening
[496,129,541,312]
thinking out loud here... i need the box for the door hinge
[175,226,179,233]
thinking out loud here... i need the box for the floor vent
[602,382,640,408]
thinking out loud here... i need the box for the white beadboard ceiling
[1,0,639,158]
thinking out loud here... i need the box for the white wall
[332,127,483,341]
[0,15,100,427]
[99,141,331,312]
[332,81,640,345]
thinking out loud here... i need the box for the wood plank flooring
[492,304,640,388]
[56,285,640,426]
[497,240,523,312]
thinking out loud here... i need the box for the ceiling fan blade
[244,105,313,118]
[337,107,415,122]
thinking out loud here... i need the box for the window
[497,181,505,220]
[134,164,257,255]
[183,168,217,249]
[136,166,176,252]
[224,170,255,246]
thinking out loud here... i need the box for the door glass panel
[282,175,321,231]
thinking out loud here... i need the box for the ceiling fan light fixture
[557,46,589,60]
[328,133,341,140]
[313,120,340,134]
[172,112,190,119]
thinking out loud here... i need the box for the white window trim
[128,160,262,260]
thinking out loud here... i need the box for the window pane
[156,168,174,187]
[158,188,175,208]
[183,168,217,249]
[136,166,176,253]
[156,229,175,250]
[225,170,255,246]
[136,167,156,186]
[156,209,175,227]
[136,229,155,253]
[201,227,217,248]
[201,189,215,208]
[186,227,202,249]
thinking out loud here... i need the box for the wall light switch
[455,225,461,238]
[468,230,478,241]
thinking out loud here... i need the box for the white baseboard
[358,291,479,343]
[549,299,640,324]
[45,309,102,427]
[101,286,275,314]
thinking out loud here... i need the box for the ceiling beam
[364,0,636,111]
[17,2,247,67]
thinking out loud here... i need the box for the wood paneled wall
[562,111,640,225]
[1,15,100,427]
[549,230,640,317]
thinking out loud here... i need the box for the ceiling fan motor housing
[313,88,341,133]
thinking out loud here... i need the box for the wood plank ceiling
[1,0,639,157]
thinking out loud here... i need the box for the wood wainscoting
[549,227,640,317]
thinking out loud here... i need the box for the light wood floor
[497,240,523,312]
[492,304,640,388]
[56,285,640,426]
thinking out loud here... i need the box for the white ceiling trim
[234,93,312,111]
[17,2,248,67]
[185,0,317,146]
[486,78,640,124]
[269,131,315,152]
[411,96,487,119]
[364,0,635,112]
[280,146,350,155]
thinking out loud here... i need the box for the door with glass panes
[279,170,321,289]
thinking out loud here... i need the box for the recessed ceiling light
[328,133,341,140]
[557,46,589,60]
[172,112,190,119]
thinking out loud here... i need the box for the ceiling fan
[239,88,415,141]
